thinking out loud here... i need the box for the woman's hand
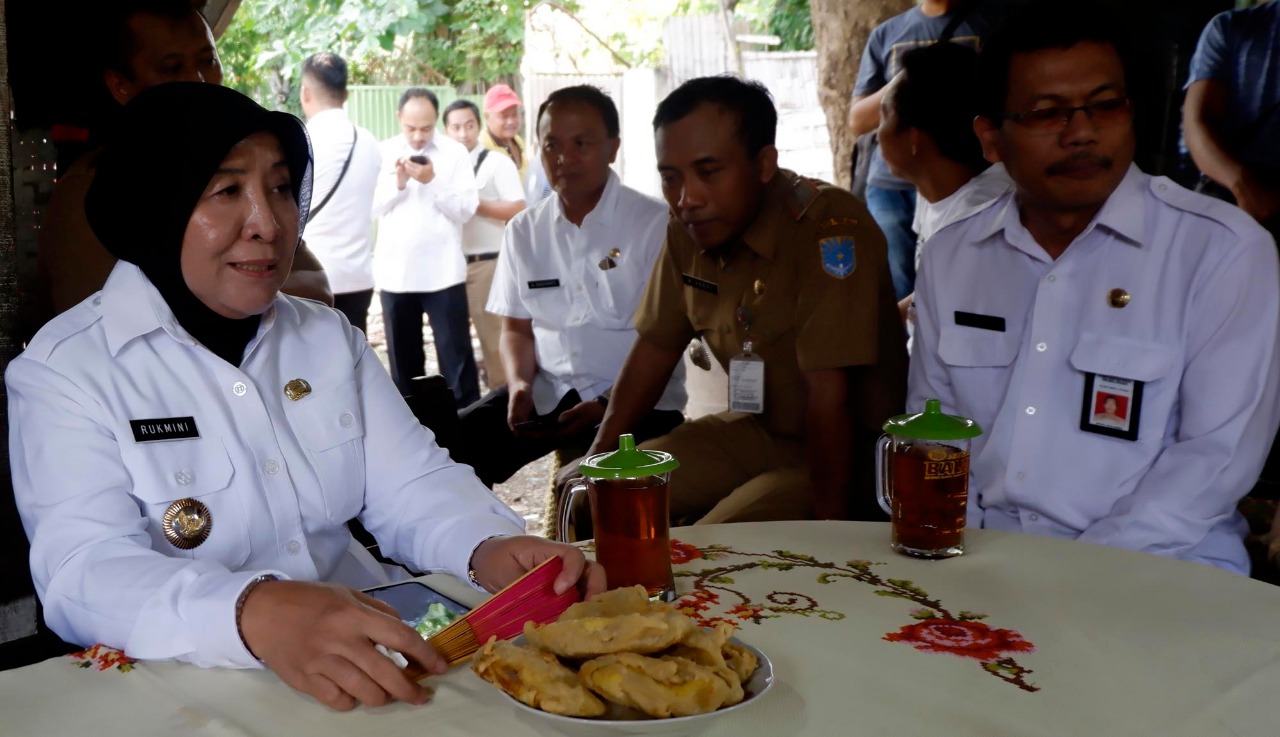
[239,580,447,711]
[468,535,606,598]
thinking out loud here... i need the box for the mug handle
[558,478,590,543]
[875,434,894,517]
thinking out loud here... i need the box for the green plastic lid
[579,434,680,479]
[882,399,982,441]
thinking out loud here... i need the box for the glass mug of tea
[559,434,680,601]
[876,399,982,559]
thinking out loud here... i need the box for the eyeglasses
[1003,97,1132,132]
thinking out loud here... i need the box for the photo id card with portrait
[1079,372,1143,441]
[729,347,765,414]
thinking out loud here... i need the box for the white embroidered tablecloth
[3,521,1279,737]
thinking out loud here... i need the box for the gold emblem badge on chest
[161,497,212,550]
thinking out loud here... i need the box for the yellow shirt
[480,128,528,184]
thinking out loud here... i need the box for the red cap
[484,84,521,114]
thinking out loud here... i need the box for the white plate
[495,637,774,737]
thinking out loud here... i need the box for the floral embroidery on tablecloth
[68,644,137,673]
[669,540,1039,692]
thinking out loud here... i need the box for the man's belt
[465,252,500,264]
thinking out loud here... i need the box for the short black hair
[302,52,348,101]
[978,0,1135,123]
[399,87,439,114]
[652,76,776,157]
[443,99,481,127]
[891,43,987,172]
[102,0,209,78]
[536,86,620,139]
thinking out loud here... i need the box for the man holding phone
[373,88,481,405]
[450,86,686,487]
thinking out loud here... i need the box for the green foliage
[767,0,813,50]
[218,0,562,110]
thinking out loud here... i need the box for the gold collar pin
[1108,289,1131,308]
[284,378,312,401]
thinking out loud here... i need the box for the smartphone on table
[363,580,469,639]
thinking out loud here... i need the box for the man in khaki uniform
[587,76,907,523]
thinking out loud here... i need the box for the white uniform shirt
[303,108,382,295]
[487,171,687,414]
[372,133,478,293]
[909,166,1280,574]
[912,163,1013,248]
[7,264,524,668]
[463,146,525,257]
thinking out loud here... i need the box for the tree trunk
[809,0,913,189]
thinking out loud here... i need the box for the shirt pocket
[1068,334,1177,383]
[128,437,250,567]
[283,379,367,524]
[937,325,1021,426]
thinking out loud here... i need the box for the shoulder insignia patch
[819,236,857,279]
[819,216,860,232]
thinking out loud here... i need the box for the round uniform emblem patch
[162,498,212,550]
[819,236,857,279]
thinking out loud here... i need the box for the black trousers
[332,289,374,336]
[451,386,685,488]
[380,285,480,406]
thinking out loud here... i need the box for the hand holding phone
[408,154,429,165]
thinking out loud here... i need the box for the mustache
[1046,152,1114,176]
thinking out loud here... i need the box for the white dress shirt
[7,264,524,668]
[463,145,525,257]
[303,108,382,294]
[487,171,687,414]
[909,166,1280,574]
[372,133,478,293]
[912,163,1012,248]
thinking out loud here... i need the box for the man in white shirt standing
[299,52,382,334]
[373,88,480,404]
[908,3,1280,574]
[451,86,686,487]
[442,99,526,389]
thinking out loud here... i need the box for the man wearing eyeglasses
[907,2,1280,574]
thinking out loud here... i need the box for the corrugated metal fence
[346,85,482,141]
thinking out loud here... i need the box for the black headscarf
[85,82,313,366]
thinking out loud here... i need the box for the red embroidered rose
[884,618,1034,661]
[670,540,702,564]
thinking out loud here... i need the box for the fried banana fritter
[721,639,760,683]
[471,639,606,717]
[578,653,732,718]
[523,608,694,659]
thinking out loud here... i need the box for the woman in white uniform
[6,83,603,710]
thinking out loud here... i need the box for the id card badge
[1080,372,1143,441]
[729,341,765,414]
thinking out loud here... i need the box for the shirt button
[232,381,248,396]
[92,296,102,306]
[174,470,193,486]
[1025,406,1036,415]
[286,540,301,555]
[263,459,280,475]
[339,413,355,429]
[1015,471,1026,481]
[1036,342,1047,352]
[1046,275,1057,283]
[1029,513,1040,522]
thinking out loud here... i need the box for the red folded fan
[405,556,581,678]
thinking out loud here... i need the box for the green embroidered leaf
[817,572,854,584]
[708,576,735,585]
[673,570,697,578]
[956,611,989,621]
[885,579,928,595]
[758,561,796,571]
[817,610,846,621]
[776,550,817,562]
[873,590,910,600]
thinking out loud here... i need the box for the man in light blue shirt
[908,2,1280,574]
[1183,0,1280,233]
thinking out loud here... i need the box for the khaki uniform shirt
[636,169,908,440]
